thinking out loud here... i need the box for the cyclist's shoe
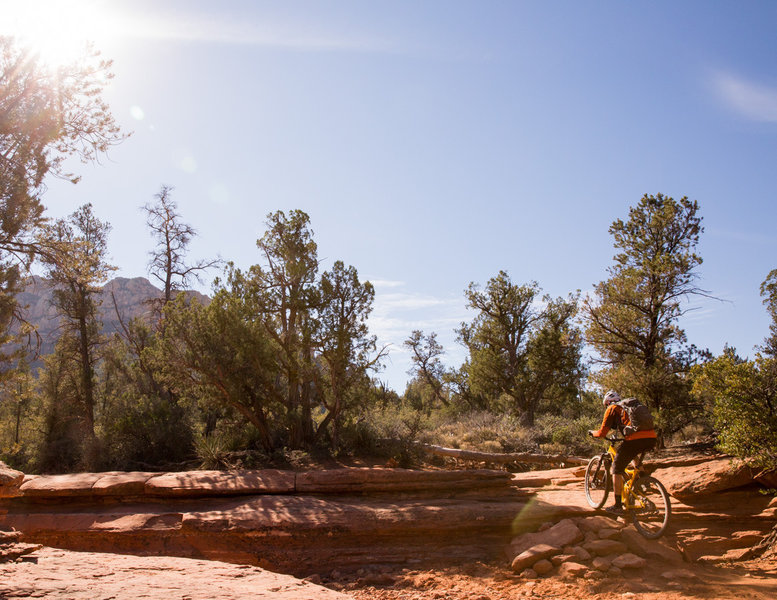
[604,505,625,516]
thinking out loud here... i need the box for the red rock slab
[144,469,296,497]
[92,472,159,496]
[295,467,511,493]
[653,458,755,500]
[20,472,111,497]
[3,510,183,534]
[511,466,584,489]
[0,547,349,600]
[180,494,521,535]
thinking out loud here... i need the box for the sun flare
[1,0,119,68]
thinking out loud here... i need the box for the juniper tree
[584,193,708,440]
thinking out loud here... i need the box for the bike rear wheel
[629,475,671,539]
[584,455,610,509]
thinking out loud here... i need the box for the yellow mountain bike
[584,435,671,539]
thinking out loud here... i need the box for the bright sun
[1,0,118,68]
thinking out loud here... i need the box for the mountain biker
[588,390,657,516]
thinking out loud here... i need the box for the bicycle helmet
[603,390,621,406]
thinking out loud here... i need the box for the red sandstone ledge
[15,467,513,501]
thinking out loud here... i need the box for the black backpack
[618,397,655,434]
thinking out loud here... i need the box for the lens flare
[1,0,120,69]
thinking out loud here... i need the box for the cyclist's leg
[615,439,656,502]
[611,440,649,507]
[609,444,630,511]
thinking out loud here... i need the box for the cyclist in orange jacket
[589,390,657,515]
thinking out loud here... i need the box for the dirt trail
[344,558,777,600]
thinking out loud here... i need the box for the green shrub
[535,414,600,456]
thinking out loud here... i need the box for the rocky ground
[1,449,776,599]
[0,547,349,599]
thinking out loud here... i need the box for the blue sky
[5,0,777,391]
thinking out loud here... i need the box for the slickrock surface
[0,547,350,599]
[1,467,526,575]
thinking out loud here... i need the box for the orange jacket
[592,403,657,441]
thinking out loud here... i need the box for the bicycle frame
[602,437,646,509]
[586,435,671,538]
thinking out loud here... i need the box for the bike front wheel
[629,475,671,539]
[584,455,610,509]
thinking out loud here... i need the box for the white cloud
[100,5,399,54]
[710,70,777,123]
[366,282,471,389]
[369,279,406,290]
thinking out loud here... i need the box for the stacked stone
[0,529,41,563]
[508,516,687,580]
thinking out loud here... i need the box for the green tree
[0,361,40,470]
[0,37,124,370]
[315,260,385,448]
[248,209,320,447]
[457,271,584,425]
[760,268,777,359]
[157,210,385,453]
[156,290,280,452]
[692,348,776,470]
[37,204,115,468]
[692,271,777,470]
[98,316,196,470]
[404,330,450,408]
[583,194,707,441]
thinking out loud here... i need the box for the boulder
[583,539,627,556]
[679,530,767,562]
[0,462,24,498]
[509,519,583,558]
[533,559,554,575]
[618,528,684,563]
[510,544,561,573]
[611,553,648,569]
[597,528,621,540]
[571,546,592,561]
[551,554,575,566]
[576,516,624,532]
[654,458,754,500]
[592,556,611,571]
[557,562,589,578]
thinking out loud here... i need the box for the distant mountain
[14,276,209,357]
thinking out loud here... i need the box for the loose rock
[509,519,583,558]
[557,562,589,578]
[511,544,561,573]
[584,539,628,556]
[611,553,648,569]
[571,546,592,561]
[533,559,554,575]
[597,527,621,540]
